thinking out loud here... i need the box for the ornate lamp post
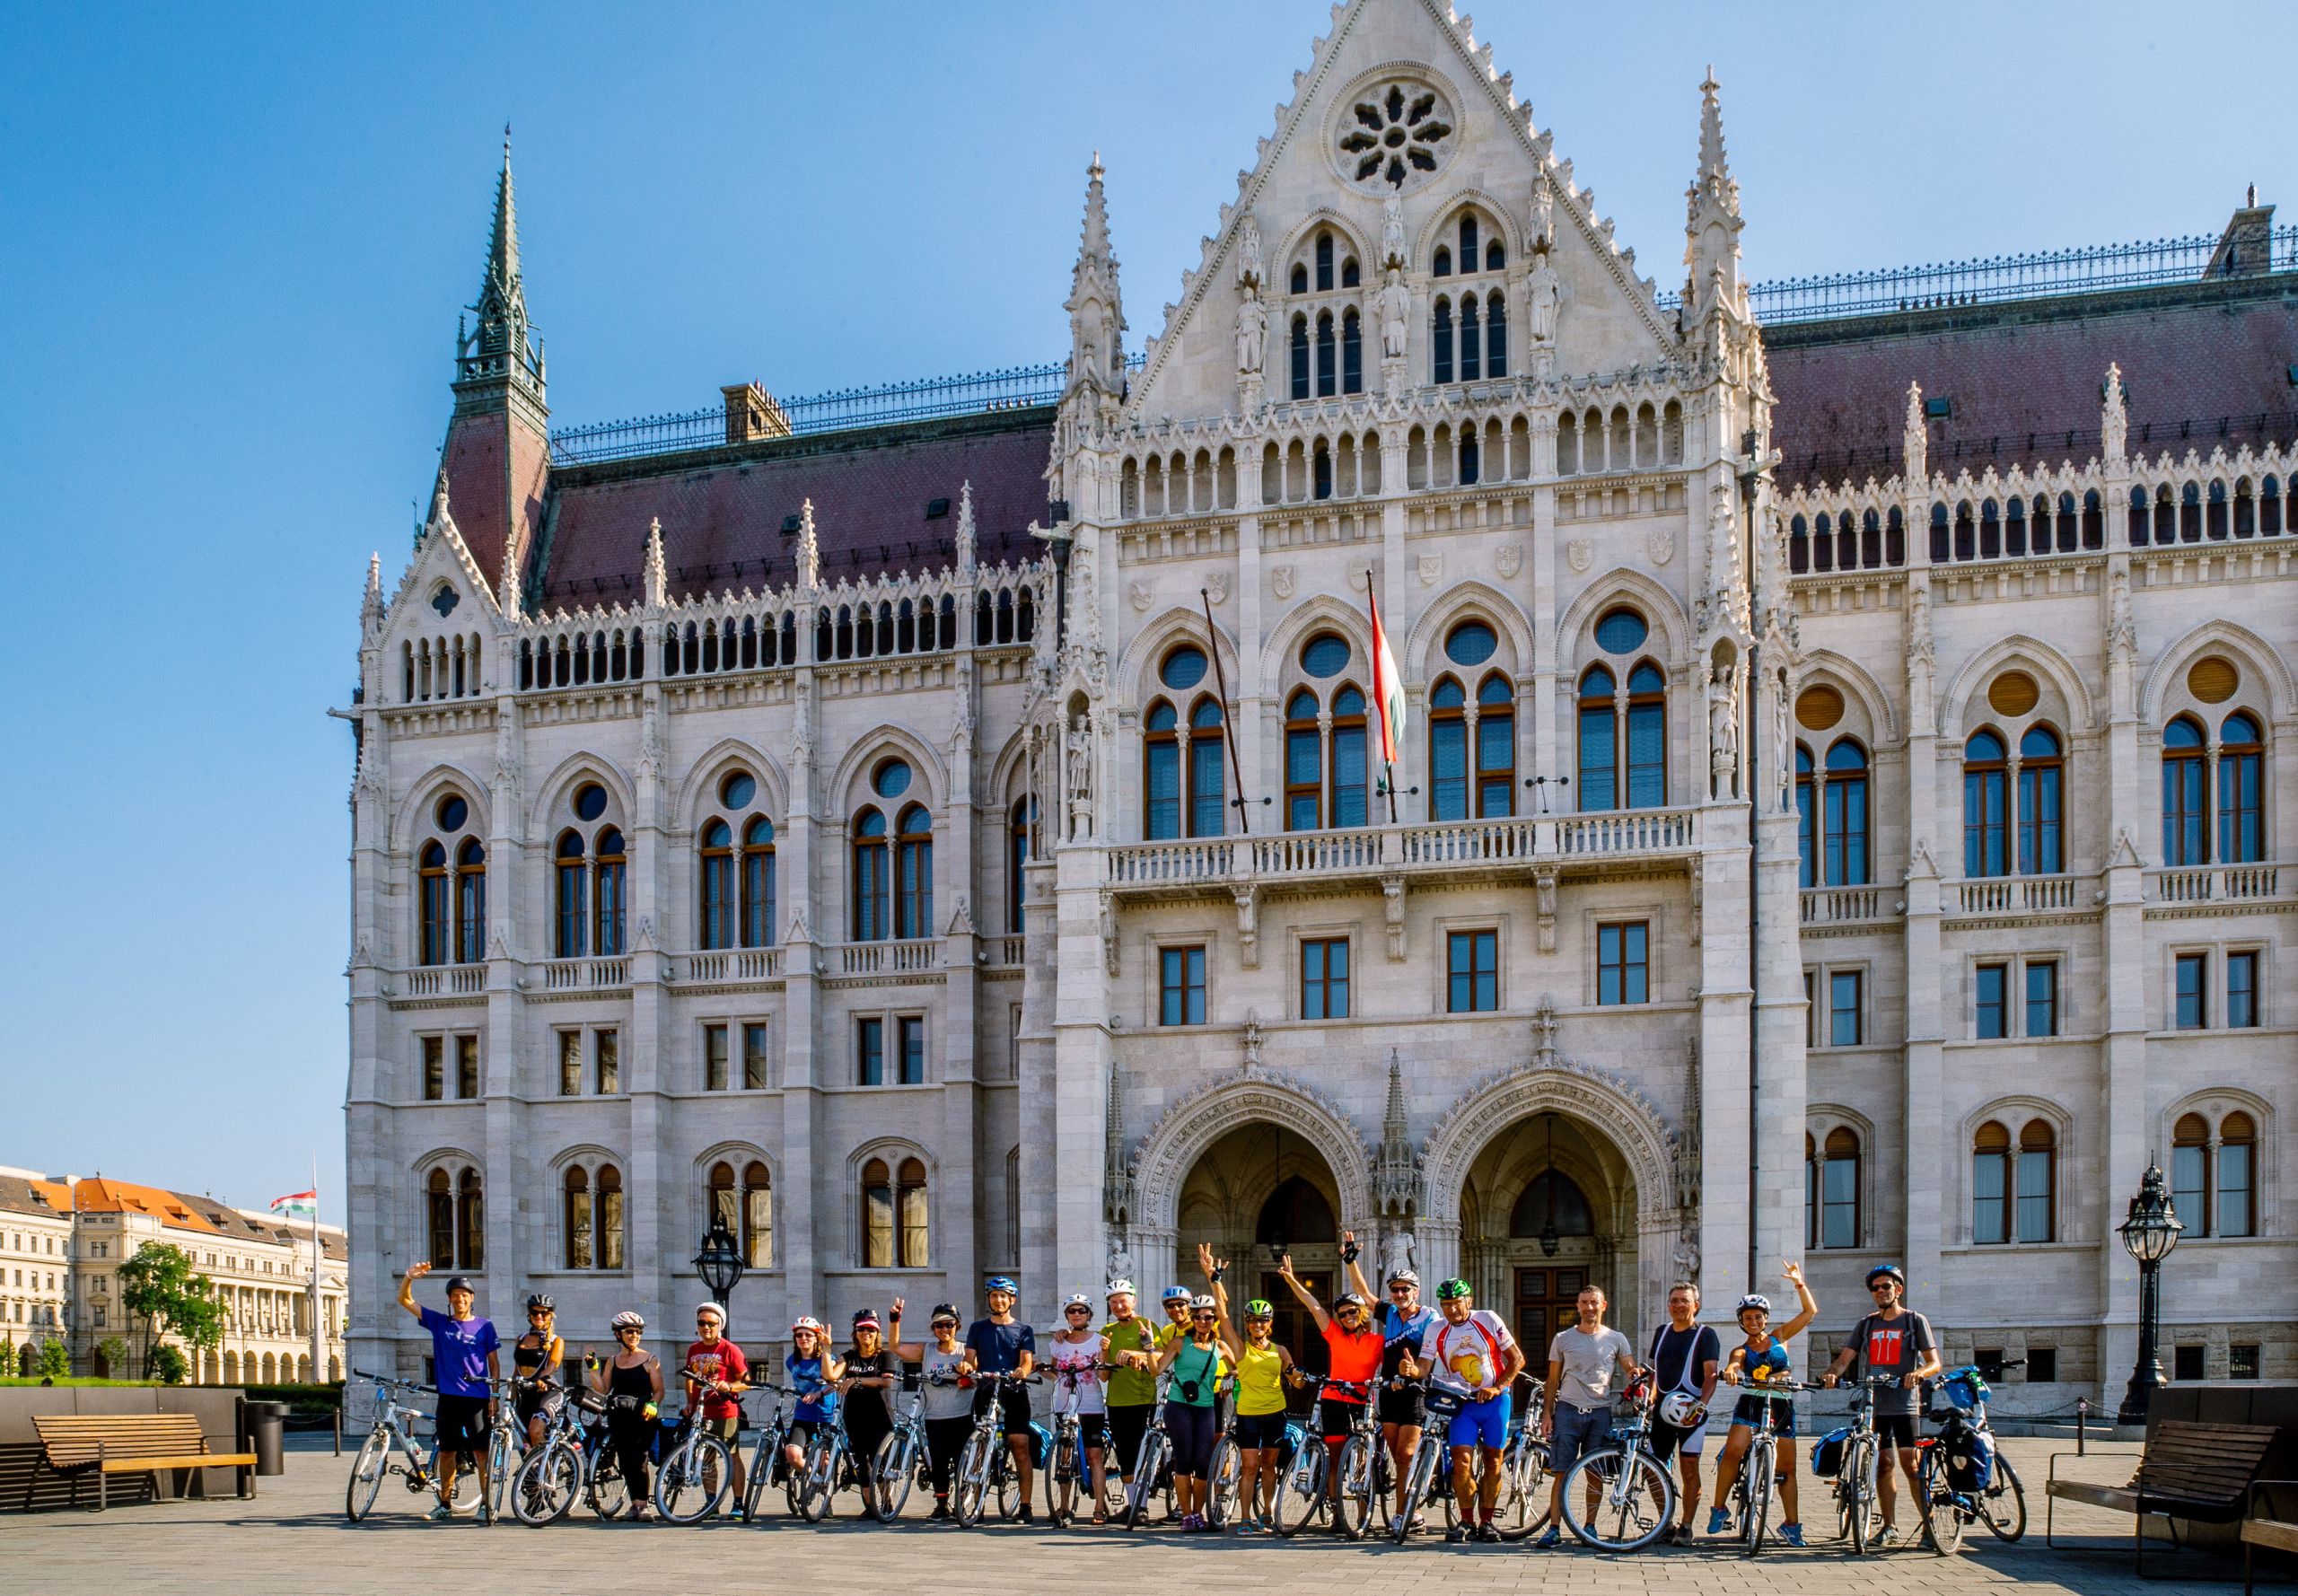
[1538,1114,1562,1259]
[694,1215,746,1317]
[2115,1161,2183,1425]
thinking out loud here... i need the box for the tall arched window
[1289,314,1310,400]
[1329,685,1369,829]
[1824,740,1871,885]
[1007,798,1034,934]
[418,842,451,966]
[597,1164,624,1269]
[1145,699,1180,839]
[1972,1120,2012,1244]
[1432,298,1453,385]
[2015,1120,2055,1242]
[899,1158,928,1267]
[454,839,487,963]
[1430,678,1468,820]
[896,805,934,938]
[852,811,890,940]
[1459,295,1481,381]
[2219,712,2264,863]
[1314,230,1333,292]
[427,1169,455,1267]
[1188,698,1226,836]
[862,1158,893,1267]
[1459,214,1478,269]
[740,817,776,947]
[1485,292,1507,378]
[1577,666,1618,810]
[1625,663,1666,807]
[1341,309,1362,393]
[595,828,627,955]
[457,1169,482,1270]
[699,820,735,949]
[1476,673,1514,816]
[708,1160,736,1234]
[1315,311,1336,397]
[555,832,589,957]
[564,1166,592,1268]
[2162,716,2207,865]
[1963,730,2009,878]
[1285,689,1323,830]
[1795,744,1818,887]
[739,1162,773,1265]
[2016,726,2063,874]
[2218,1111,2256,1238]
[1816,1127,1860,1249]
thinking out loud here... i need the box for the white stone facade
[346,0,2293,1404]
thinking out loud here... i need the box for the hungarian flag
[1367,585,1406,766]
[269,1191,318,1220]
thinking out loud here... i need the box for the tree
[114,1241,224,1377]
[36,1337,71,1379]
[148,1344,189,1385]
[96,1336,131,1378]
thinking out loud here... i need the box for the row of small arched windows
[1807,1118,2074,1250]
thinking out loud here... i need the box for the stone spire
[794,499,820,590]
[454,128,546,419]
[1064,153,1127,405]
[361,552,385,640]
[426,459,452,532]
[1102,1065,1136,1229]
[2101,363,2128,463]
[643,517,668,609]
[1372,1048,1419,1217]
[1682,70,1743,320]
[952,480,977,574]
[1903,381,1928,483]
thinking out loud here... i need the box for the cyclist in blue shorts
[1707,1260,1818,1546]
[1402,1277,1524,1543]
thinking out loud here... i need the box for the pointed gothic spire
[362,552,385,639]
[952,480,977,574]
[1903,381,1928,483]
[1064,154,1126,403]
[427,459,452,530]
[455,130,545,416]
[1373,1048,1419,1218]
[1682,70,1744,320]
[795,499,820,590]
[1696,70,1735,213]
[643,517,669,609]
[488,126,520,296]
[2101,363,2128,462]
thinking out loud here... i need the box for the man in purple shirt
[398,1261,501,1521]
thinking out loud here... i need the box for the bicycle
[1270,1378,1382,1539]
[1390,1381,1457,1543]
[869,1372,935,1521]
[789,1396,858,1521]
[739,1385,795,1522]
[344,1369,483,1522]
[1123,1381,1176,1530]
[1046,1363,1119,1527]
[1495,1384,1551,1538]
[509,1381,618,1524]
[1930,1361,2026,1542]
[1724,1379,1805,1557]
[952,1372,1034,1526]
[1827,1375,1900,1553]
[652,1372,739,1523]
[1558,1374,1677,1552]
[1203,1379,1245,1529]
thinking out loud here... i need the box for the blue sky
[4,1,2292,1217]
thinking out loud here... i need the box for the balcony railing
[682,949,785,982]
[540,957,629,991]
[834,939,941,977]
[2147,864,2286,904]
[1952,875,2083,915]
[1800,885,1892,926]
[1106,808,1698,891]
[400,965,484,997]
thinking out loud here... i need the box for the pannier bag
[1943,1426,1995,1494]
[1809,1425,1851,1478]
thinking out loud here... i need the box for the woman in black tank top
[513,1297,565,1447]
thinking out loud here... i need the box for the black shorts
[974,1383,1032,1436]
[434,1394,489,1452]
[1647,1416,1706,1462]
[1235,1410,1290,1450]
[1319,1398,1366,1443]
[1875,1414,1918,1450]
[1108,1403,1152,1474]
[1377,1387,1426,1427]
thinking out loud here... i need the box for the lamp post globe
[695,1215,745,1305]
[2115,1161,2183,1426]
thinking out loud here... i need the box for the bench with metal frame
[28,1414,258,1512]
[2245,1479,2298,1596]
[2046,1417,2279,1575]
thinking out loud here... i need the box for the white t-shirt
[1417,1309,1518,1399]
[1046,1332,1107,1415]
[1548,1325,1635,1411]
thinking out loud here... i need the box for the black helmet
[526,1293,555,1312]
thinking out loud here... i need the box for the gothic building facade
[346,0,2296,1403]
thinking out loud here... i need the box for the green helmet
[1436,1278,1472,1302]
[1244,1298,1275,1319]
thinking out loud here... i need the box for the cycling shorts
[1445,1393,1510,1451]
[1875,1413,1917,1450]
[1731,1393,1795,1438]
[1234,1411,1290,1450]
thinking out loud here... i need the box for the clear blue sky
[4,2,2291,1218]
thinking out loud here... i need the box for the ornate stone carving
[1379,267,1411,362]
[1647,525,1675,566]
[1347,561,1373,592]
[1419,1057,1680,1228]
[2102,363,2127,463]
[1100,894,1119,977]
[1235,216,1263,289]
[1234,286,1267,376]
[1382,873,1407,960]
[1206,572,1230,606]
[1532,995,1560,1067]
[1534,867,1558,952]
[1566,539,1592,574]
[1495,543,1522,580]
[1129,580,1152,613]
[1271,565,1296,600]
[1527,254,1562,345]
[1416,553,1442,587]
[1530,174,1553,251]
[1380,194,1407,269]
[1066,715,1096,839]
[1241,1010,1265,1073]
[2108,563,2137,665]
[1687,854,1704,945]
[1706,662,1740,800]
[1381,1229,1418,1281]
[1233,885,1259,969]
[1131,1071,1375,1233]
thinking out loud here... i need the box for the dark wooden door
[1513,1266,1586,1355]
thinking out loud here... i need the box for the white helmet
[694,1302,727,1326]
[1105,1278,1136,1299]
[1658,1391,1706,1429]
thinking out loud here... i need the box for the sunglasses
[530,1310,552,1317]
[1388,1287,1413,1296]
[931,1320,959,1330]
[1065,1307,1092,1315]
[616,1327,641,1336]
[1870,1283,1897,1293]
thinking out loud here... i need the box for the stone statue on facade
[1381,1229,1417,1284]
[1707,664,1739,798]
[1237,217,1263,289]
[1236,288,1267,375]
[1770,669,1792,806]
[1106,1235,1134,1289]
[1380,193,1407,268]
[1531,177,1554,251]
[1066,715,1094,834]
[1379,267,1411,360]
[1527,256,1562,345]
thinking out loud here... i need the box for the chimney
[722,381,792,444]
[2204,189,2275,279]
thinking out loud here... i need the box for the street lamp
[2115,1160,2183,1425]
[1538,1114,1561,1258]
[694,1215,746,1314]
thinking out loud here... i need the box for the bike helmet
[791,1315,826,1334]
[1865,1262,1907,1288]
[1189,1294,1218,1312]
[610,1310,645,1330]
[694,1302,726,1325]
[1062,1293,1093,1311]
[1385,1268,1421,1287]
[984,1276,1019,1295]
[443,1276,475,1294]
[1333,1292,1370,1311]
[526,1293,555,1312]
[1658,1391,1706,1429]
[1435,1278,1472,1302]
[1105,1278,1136,1298]
[928,1302,961,1324]
[1735,1293,1772,1316]
[852,1310,881,1332]
[1161,1285,1191,1303]
[1243,1298,1275,1320]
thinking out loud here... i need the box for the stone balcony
[1102,807,1700,900]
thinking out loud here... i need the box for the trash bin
[245,1400,290,1476]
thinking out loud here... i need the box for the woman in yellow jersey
[1209,1266,1299,1535]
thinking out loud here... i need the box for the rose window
[1338,82,1453,190]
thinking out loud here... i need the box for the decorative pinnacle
[488,129,520,291]
[795,499,820,589]
[1079,153,1111,262]
[428,460,452,526]
[1694,68,1736,213]
[642,516,668,609]
[953,479,977,572]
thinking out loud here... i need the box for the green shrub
[35,1338,71,1379]
[149,1345,189,1384]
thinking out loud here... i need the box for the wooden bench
[2246,1480,2298,1595]
[2047,1418,2281,1575]
[30,1414,258,1512]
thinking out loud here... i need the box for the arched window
[596,1164,624,1270]
[1342,254,1360,288]
[454,839,487,963]
[1477,673,1515,816]
[555,832,589,958]
[1795,744,1818,887]
[740,818,776,947]
[1576,665,1618,811]
[1314,230,1334,292]
[1315,311,1336,397]
[2218,1111,2256,1238]
[1433,244,1452,277]
[2219,712,2264,863]
[418,841,451,967]
[1486,291,1507,378]
[1625,663,1666,807]
[1824,740,1871,885]
[2162,716,2207,865]
[1963,731,2008,878]
[2016,726,2063,874]
[699,819,735,949]
[1816,1127,1860,1249]
[742,1160,774,1266]
[1290,261,1308,295]
[426,1169,455,1267]
[1341,309,1362,393]
[564,1166,592,1268]
[1289,314,1310,400]
[862,1158,893,1267]
[1329,685,1369,829]
[1188,698,1226,837]
[1008,798,1035,934]
[896,805,934,939]
[1145,699,1180,839]
[1459,214,1478,270]
[594,828,626,956]
[1486,237,1504,272]
[852,810,890,940]
[1972,1120,2011,1244]
[1430,677,1468,820]
[1432,298,1453,385]
[2015,1120,2055,1242]
[1459,295,1481,381]
[708,1160,736,1234]
[899,1158,928,1267]
[1507,1171,1593,1237]
[1285,689,1323,830]
[2171,1112,2210,1233]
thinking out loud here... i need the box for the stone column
[938,653,981,1305]
[779,659,822,1331]
[1900,569,1945,1311]
[2096,548,2148,1406]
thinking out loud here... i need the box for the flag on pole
[269,1191,318,1221]
[1367,586,1406,766]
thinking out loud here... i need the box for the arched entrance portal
[1459,1111,1644,1351]
[1175,1120,1342,1387]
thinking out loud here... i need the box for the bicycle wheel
[1562,1445,1675,1552]
[1741,1444,1774,1557]
[1497,1434,1550,1539]
[952,1430,995,1526]
[1978,1451,2025,1542]
[485,1425,515,1520]
[1205,1436,1241,1527]
[346,1429,390,1521]
[588,1448,630,1519]
[1270,1436,1324,1537]
[657,1434,733,1523]
[742,1430,778,1521]
[1916,1447,1964,1555]
[1126,1431,1170,1529]
[1333,1434,1376,1539]
[1396,1443,1440,1543]
[794,1439,838,1522]
[512,1439,582,1525]
[871,1432,916,1521]
[1839,1436,1873,1553]
[991,1444,1019,1521]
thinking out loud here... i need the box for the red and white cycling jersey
[1418,1310,1517,1398]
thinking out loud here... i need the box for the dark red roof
[530,408,1056,608]
[1767,277,2298,490]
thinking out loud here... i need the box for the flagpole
[1201,588,1250,836]
[1368,586,1399,824]
[309,1154,323,1386]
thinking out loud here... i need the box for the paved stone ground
[6,1437,2243,1593]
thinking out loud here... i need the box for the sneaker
[1476,1522,1503,1543]
[1536,1526,1562,1548]
[930,1499,952,1521]
[1446,1524,1469,1544]
[1780,1522,1805,1548]
[1013,1504,1033,1524]
[476,1504,496,1526]
[1706,1506,1732,1537]
[1877,1524,1902,1547]
[1409,1512,1428,1531]
[425,1503,455,1521]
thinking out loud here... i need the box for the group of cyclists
[389,1239,1952,1549]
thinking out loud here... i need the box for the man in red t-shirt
[681,1302,751,1515]
[1276,1249,1384,1532]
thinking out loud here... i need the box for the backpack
[1943,1425,1995,1494]
[1809,1426,1851,1478]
